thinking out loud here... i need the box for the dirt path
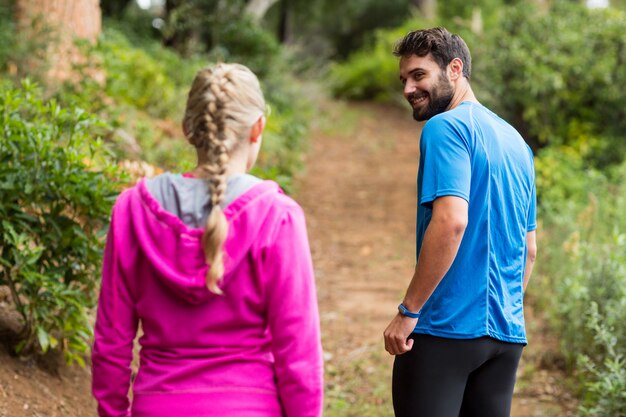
[296,100,576,416]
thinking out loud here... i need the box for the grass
[325,341,394,417]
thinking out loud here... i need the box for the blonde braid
[183,63,265,294]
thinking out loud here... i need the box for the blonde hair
[182,63,265,294]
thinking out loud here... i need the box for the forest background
[0,0,625,416]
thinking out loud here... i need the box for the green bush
[312,0,412,59]
[0,0,15,72]
[3,16,309,191]
[578,300,626,417]
[533,152,626,416]
[331,2,626,168]
[0,80,121,364]
[65,26,309,189]
[476,2,626,165]
[328,12,486,103]
[251,75,310,193]
[329,17,429,102]
[0,0,57,84]
[95,27,201,119]
[210,13,281,79]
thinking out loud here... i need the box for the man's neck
[447,81,478,111]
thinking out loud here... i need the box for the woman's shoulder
[111,176,153,212]
[260,181,304,214]
[228,179,306,229]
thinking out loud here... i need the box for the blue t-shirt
[414,101,536,344]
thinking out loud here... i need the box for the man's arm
[523,230,537,291]
[383,196,468,355]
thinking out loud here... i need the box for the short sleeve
[419,117,472,207]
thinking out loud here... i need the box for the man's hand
[384,313,418,355]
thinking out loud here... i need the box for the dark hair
[393,27,472,79]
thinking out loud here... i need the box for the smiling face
[399,53,455,122]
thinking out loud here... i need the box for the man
[383,27,537,417]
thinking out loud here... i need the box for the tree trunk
[163,0,181,49]
[412,0,435,19]
[15,0,102,83]
[245,0,279,23]
[277,0,290,43]
[101,0,133,18]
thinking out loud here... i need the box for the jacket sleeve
[92,203,139,417]
[263,205,324,417]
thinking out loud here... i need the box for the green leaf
[36,326,49,353]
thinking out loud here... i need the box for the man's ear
[250,116,266,143]
[448,57,464,81]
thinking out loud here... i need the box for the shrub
[0,1,15,72]
[477,2,626,165]
[331,2,626,168]
[533,152,626,416]
[329,17,430,102]
[0,80,121,364]
[0,0,57,84]
[328,11,486,103]
[94,27,201,120]
[210,13,281,79]
[61,26,309,190]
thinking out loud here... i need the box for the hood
[122,179,283,304]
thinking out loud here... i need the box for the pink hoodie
[92,179,323,417]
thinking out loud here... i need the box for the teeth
[408,93,427,107]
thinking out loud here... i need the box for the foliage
[100,0,135,19]
[160,0,227,56]
[308,0,413,59]
[478,2,626,165]
[533,151,626,416]
[95,27,200,119]
[325,343,393,416]
[40,23,306,191]
[578,302,626,417]
[0,80,122,364]
[251,72,311,193]
[49,27,197,171]
[331,3,626,412]
[327,12,483,102]
[0,0,15,72]
[160,0,284,79]
[89,26,309,187]
[0,0,57,84]
[161,0,417,62]
[208,12,281,79]
[103,5,163,45]
[328,16,430,102]
[331,2,626,169]
[0,1,311,369]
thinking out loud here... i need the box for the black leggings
[392,334,524,417]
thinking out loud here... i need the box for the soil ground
[0,100,576,416]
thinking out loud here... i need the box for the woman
[92,63,323,417]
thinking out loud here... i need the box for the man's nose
[404,81,416,98]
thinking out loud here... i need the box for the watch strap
[398,303,421,318]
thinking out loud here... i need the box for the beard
[408,72,455,121]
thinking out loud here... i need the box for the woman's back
[92,63,323,417]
